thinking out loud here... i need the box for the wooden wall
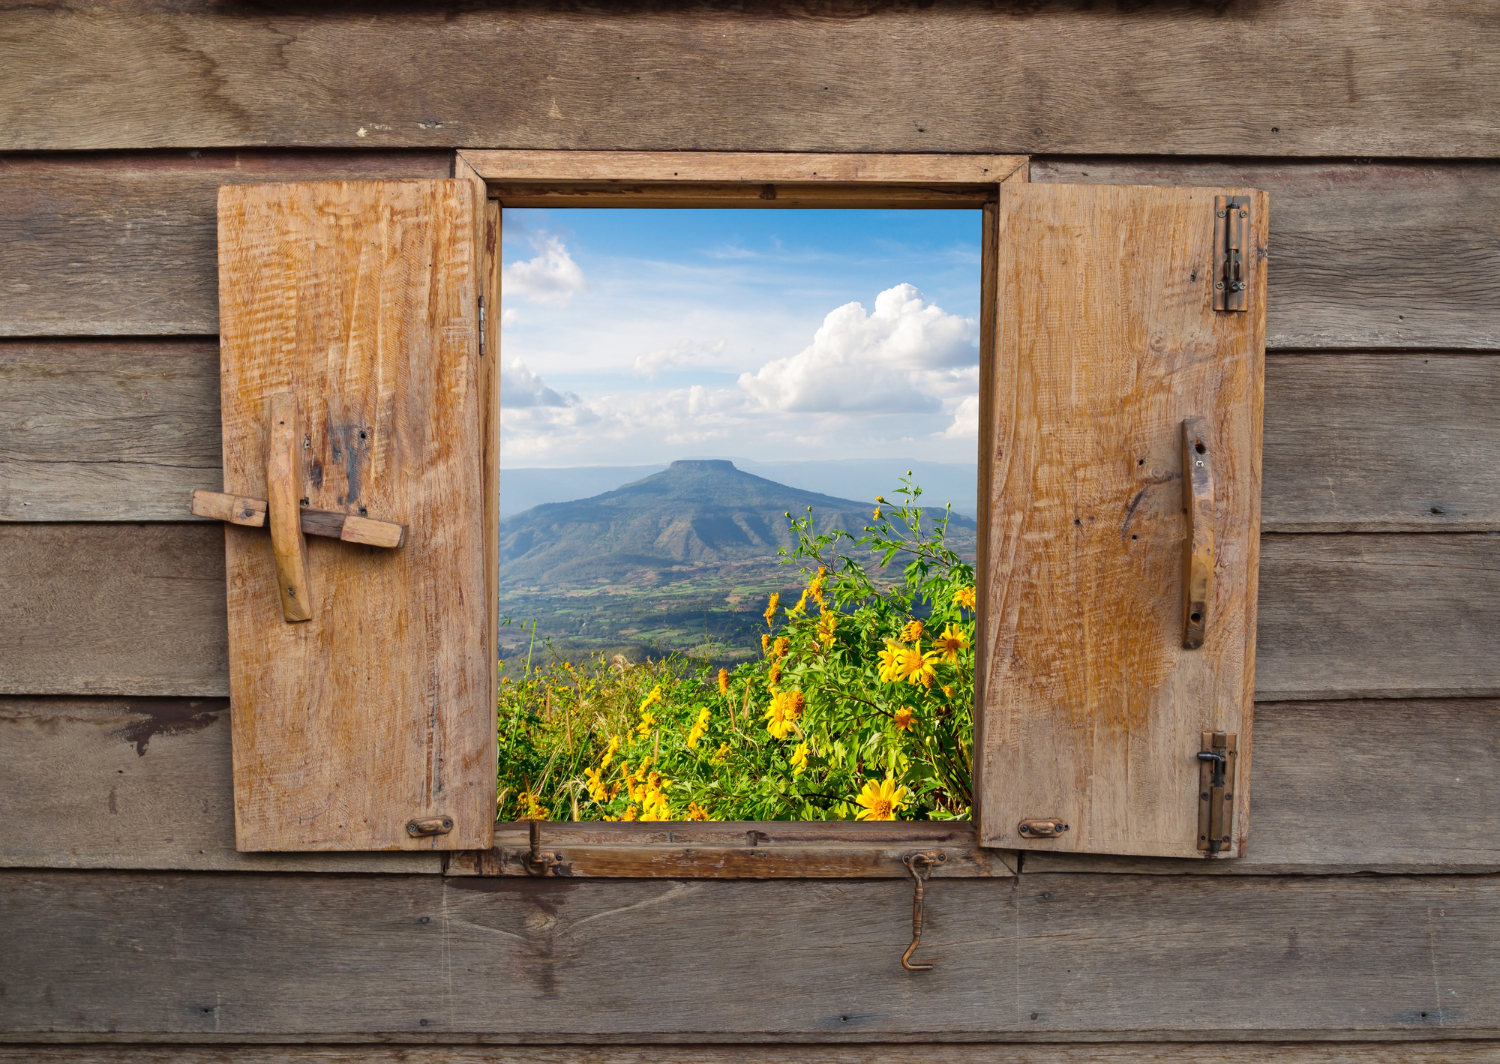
[3,1,1500,1059]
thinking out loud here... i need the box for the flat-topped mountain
[497,459,975,589]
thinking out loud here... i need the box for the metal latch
[1018,818,1069,839]
[1213,196,1250,313]
[1197,731,1238,855]
[899,850,946,972]
[406,815,454,837]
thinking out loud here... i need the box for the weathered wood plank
[8,1046,1500,1064]
[0,524,228,696]
[1263,354,1500,532]
[5,869,1500,1039]
[7,697,1492,875]
[0,341,220,521]
[3,527,1496,701]
[1034,160,1500,350]
[0,698,438,873]
[8,156,1500,349]
[0,152,451,336]
[1256,534,1500,701]
[11,347,1498,531]
[4,4,1500,156]
[1023,699,1500,876]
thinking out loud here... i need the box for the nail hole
[1190,612,1202,623]
[1138,458,1145,466]
[358,430,368,440]
[1131,534,1138,540]
[1195,441,1206,454]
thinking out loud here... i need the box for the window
[204,152,1266,875]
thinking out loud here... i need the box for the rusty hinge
[1212,196,1250,313]
[1196,731,1238,855]
[478,297,487,356]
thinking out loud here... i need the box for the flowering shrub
[496,477,976,822]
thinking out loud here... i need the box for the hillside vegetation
[497,478,976,822]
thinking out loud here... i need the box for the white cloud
[503,234,585,307]
[632,338,728,378]
[501,359,573,408]
[737,284,976,414]
[942,394,980,439]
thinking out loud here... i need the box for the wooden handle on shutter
[266,392,313,623]
[1182,417,1214,649]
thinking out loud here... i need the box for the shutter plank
[979,183,1268,857]
[217,180,491,851]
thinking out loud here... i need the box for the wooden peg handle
[1181,417,1214,649]
[266,392,312,623]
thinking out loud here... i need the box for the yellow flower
[718,668,730,696]
[793,589,810,614]
[687,801,709,821]
[893,706,915,731]
[897,642,940,688]
[790,741,810,775]
[874,495,886,504]
[808,566,828,607]
[817,613,838,648]
[517,790,549,820]
[900,619,924,642]
[687,707,711,749]
[873,506,882,520]
[761,633,771,654]
[584,766,609,802]
[936,623,969,662]
[639,686,663,712]
[600,735,620,770]
[636,711,657,737]
[877,642,904,684]
[763,593,780,627]
[768,661,783,687]
[765,689,805,739]
[622,805,639,821]
[854,777,909,821]
[711,741,730,764]
[953,585,977,611]
[941,685,954,699]
[771,636,790,661]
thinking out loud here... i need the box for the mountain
[499,459,979,519]
[497,459,976,590]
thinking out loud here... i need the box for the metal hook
[900,849,947,971]
[522,819,563,876]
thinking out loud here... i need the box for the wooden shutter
[978,183,1267,858]
[214,179,496,851]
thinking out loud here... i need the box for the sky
[499,208,983,468]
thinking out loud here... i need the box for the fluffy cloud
[632,339,728,378]
[942,394,980,439]
[737,284,975,414]
[503,235,585,307]
[501,359,573,408]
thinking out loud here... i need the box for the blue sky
[499,208,982,467]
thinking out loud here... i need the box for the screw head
[1239,209,1248,218]
[1215,281,1225,290]
[1217,209,1227,217]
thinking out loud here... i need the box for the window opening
[496,207,982,824]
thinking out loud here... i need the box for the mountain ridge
[497,459,975,590]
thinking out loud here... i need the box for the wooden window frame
[453,149,1028,879]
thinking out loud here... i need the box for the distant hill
[497,459,975,590]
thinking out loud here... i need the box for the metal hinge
[1197,731,1238,855]
[478,297,486,356]
[1212,196,1250,313]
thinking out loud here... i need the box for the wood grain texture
[0,524,228,696]
[11,348,1498,533]
[217,179,491,851]
[1035,159,1500,350]
[455,820,1014,879]
[7,869,1500,1039]
[4,3,1500,156]
[0,152,451,337]
[0,341,221,521]
[7,697,1495,875]
[0,698,438,872]
[980,183,1267,857]
[1256,533,1500,701]
[9,156,1500,349]
[468,149,1023,207]
[10,1047,1500,1064]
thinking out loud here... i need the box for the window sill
[445,821,1015,878]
